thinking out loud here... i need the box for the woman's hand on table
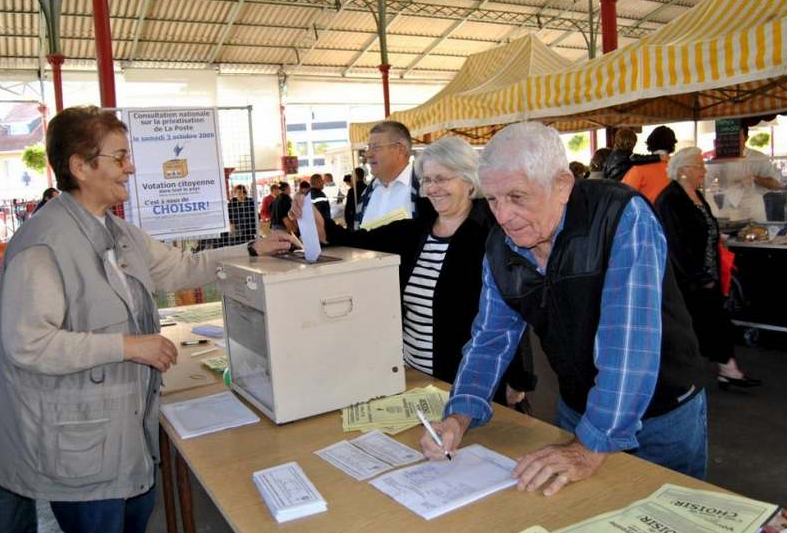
[123,334,178,372]
[420,413,471,461]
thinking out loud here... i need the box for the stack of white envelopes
[252,462,327,523]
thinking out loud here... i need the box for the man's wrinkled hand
[419,414,471,460]
[512,439,607,496]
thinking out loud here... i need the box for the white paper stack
[161,391,259,439]
[252,462,327,523]
[370,444,517,520]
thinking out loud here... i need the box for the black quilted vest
[487,180,703,418]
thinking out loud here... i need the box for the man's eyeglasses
[364,142,400,154]
[94,152,133,167]
[420,175,457,188]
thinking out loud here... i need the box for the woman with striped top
[293,136,529,404]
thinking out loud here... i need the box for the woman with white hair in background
[655,146,761,390]
[292,136,531,404]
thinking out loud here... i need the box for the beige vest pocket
[40,418,112,484]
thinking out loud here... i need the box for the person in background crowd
[228,184,257,244]
[569,161,588,181]
[309,173,331,221]
[291,136,530,405]
[259,183,280,222]
[603,129,661,182]
[356,121,433,229]
[588,148,612,180]
[298,180,310,195]
[32,187,60,214]
[0,106,296,533]
[736,125,787,221]
[655,147,762,391]
[622,125,678,204]
[270,181,293,232]
[420,122,707,497]
[344,167,368,228]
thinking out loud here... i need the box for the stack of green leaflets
[519,484,777,533]
[341,385,449,435]
[201,355,228,373]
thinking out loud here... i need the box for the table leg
[159,426,177,533]
[175,448,196,533]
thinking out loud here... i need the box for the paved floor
[39,331,786,532]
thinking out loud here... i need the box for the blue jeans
[50,486,156,533]
[557,390,708,480]
[0,486,37,533]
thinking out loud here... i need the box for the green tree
[567,133,589,153]
[748,132,770,149]
[21,143,47,173]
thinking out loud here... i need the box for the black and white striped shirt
[402,234,450,374]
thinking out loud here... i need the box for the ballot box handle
[321,295,353,318]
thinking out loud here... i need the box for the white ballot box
[217,247,405,424]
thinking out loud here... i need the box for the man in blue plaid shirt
[420,122,706,496]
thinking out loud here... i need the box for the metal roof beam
[496,0,562,44]
[629,0,681,31]
[400,0,490,78]
[128,0,153,61]
[341,7,406,76]
[206,0,247,64]
[292,0,352,69]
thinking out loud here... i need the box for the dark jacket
[270,193,292,229]
[326,199,493,383]
[486,180,703,417]
[654,180,719,291]
[603,150,661,181]
[344,182,367,225]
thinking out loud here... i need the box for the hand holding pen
[417,411,471,462]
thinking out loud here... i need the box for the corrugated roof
[0,0,702,79]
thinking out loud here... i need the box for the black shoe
[718,374,762,390]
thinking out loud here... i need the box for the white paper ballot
[298,191,322,262]
[161,391,259,439]
[369,443,517,520]
[350,430,424,466]
[252,462,327,523]
[315,440,393,480]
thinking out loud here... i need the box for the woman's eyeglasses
[94,152,133,167]
[420,175,457,188]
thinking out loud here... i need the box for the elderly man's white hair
[667,146,702,181]
[479,121,570,189]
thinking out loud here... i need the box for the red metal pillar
[37,104,54,188]
[600,0,618,147]
[92,0,116,108]
[379,64,391,118]
[600,0,618,54]
[46,54,66,113]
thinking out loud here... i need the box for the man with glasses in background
[355,121,433,229]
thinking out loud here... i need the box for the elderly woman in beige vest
[0,107,296,533]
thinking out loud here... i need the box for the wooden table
[158,370,723,533]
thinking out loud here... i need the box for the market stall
[350,0,787,145]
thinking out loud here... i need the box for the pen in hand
[416,408,452,461]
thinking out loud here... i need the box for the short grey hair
[667,146,702,180]
[370,121,412,155]
[415,136,482,199]
[479,121,569,190]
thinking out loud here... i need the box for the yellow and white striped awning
[350,0,787,146]
[350,33,572,146]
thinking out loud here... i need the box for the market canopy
[349,33,572,147]
[350,0,787,146]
